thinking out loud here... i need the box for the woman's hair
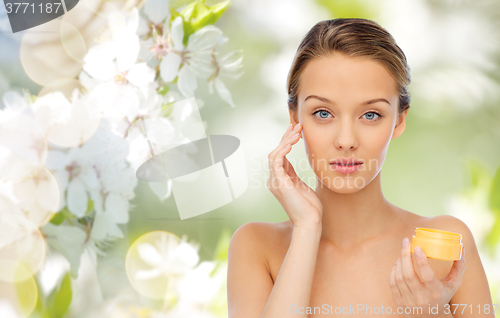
[287,18,411,114]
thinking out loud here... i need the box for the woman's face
[290,52,408,193]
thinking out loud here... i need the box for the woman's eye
[361,111,382,121]
[313,110,332,120]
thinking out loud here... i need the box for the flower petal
[83,43,117,81]
[125,8,139,35]
[90,82,139,120]
[159,53,182,83]
[144,0,170,24]
[127,63,155,86]
[148,179,172,202]
[137,242,162,266]
[104,193,129,223]
[80,167,99,190]
[135,268,163,280]
[187,25,222,52]
[215,77,236,108]
[66,178,88,217]
[45,150,69,170]
[116,37,140,72]
[91,212,123,241]
[170,16,184,51]
[177,65,197,97]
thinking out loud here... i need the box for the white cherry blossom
[159,16,223,97]
[207,49,244,108]
[82,8,156,122]
[45,119,137,241]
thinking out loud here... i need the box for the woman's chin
[315,171,376,193]
[325,184,364,194]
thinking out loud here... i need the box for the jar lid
[414,227,462,244]
[412,227,463,261]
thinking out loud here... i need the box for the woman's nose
[334,121,358,150]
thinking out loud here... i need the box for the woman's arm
[438,215,497,318]
[227,220,322,318]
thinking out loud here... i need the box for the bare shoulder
[227,220,293,318]
[393,208,471,236]
[230,220,293,253]
[421,214,472,237]
[229,220,293,276]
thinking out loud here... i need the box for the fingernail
[289,123,293,129]
[292,133,299,138]
[402,237,409,248]
[414,246,424,257]
[285,143,291,148]
[294,123,300,129]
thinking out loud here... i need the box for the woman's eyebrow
[304,95,392,107]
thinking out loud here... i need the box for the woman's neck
[315,171,399,251]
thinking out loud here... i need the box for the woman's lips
[330,163,362,174]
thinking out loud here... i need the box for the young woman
[227,18,495,318]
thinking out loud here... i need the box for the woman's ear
[288,107,299,127]
[391,109,408,140]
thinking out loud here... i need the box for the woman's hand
[389,237,466,318]
[267,123,323,228]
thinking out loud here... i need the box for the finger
[279,123,294,143]
[401,238,425,293]
[395,258,412,297]
[280,123,302,143]
[441,245,466,286]
[284,157,299,182]
[390,261,402,303]
[413,246,441,291]
[268,124,302,189]
[269,124,302,160]
[271,143,292,177]
[270,124,303,173]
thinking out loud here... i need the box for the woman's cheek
[363,131,392,171]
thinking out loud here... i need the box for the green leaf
[193,1,210,23]
[169,7,182,21]
[194,0,229,28]
[160,102,175,117]
[15,275,38,317]
[158,84,170,95]
[61,207,76,220]
[180,0,230,44]
[170,0,192,10]
[30,291,50,318]
[180,1,197,21]
[50,206,78,225]
[488,164,500,213]
[47,272,72,318]
[50,211,65,225]
[85,199,94,215]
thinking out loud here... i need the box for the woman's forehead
[298,54,399,103]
